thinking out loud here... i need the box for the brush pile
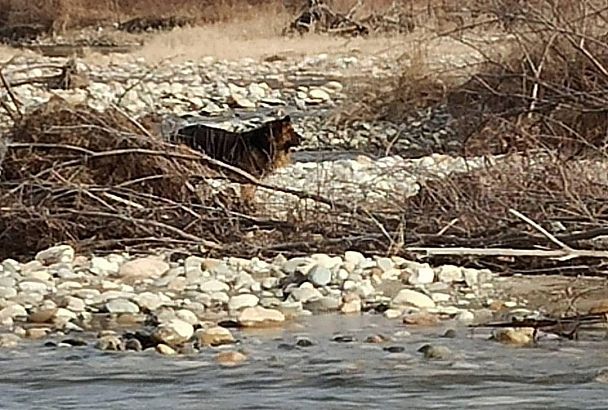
[0,97,245,259]
[284,0,415,37]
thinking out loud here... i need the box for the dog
[171,113,302,204]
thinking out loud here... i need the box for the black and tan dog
[169,113,302,204]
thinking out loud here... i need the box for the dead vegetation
[2,0,608,278]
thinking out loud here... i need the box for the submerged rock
[492,327,535,346]
[216,351,247,367]
[196,326,235,347]
[417,344,452,360]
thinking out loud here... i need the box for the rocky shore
[0,44,598,365]
[0,243,548,361]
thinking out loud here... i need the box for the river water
[2,315,608,410]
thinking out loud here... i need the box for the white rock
[90,256,120,276]
[0,304,27,320]
[18,281,50,294]
[436,265,464,283]
[0,287,16,299]
[384,308,403,319]
[135,292,165,311]
[35,245,74,265]
[118,257,169,278]
[238,306,285,327]
[65,297,86,313]
[408,263,435,285]
[210,292,230,304]
[228,294,259,311]
[431,293,451,303]
[55,308,78,321]
[289,286,322,303]
[106,299,139,314]
[392,289,436,308]
[196,326,234,346]
[200,279,230,293]
[308,88,331,101]
[175,309,198,326]
[308,265,332,287]
[153,319,194,346]
[456,310,475,323]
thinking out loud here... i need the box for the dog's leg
[240,184,257,206]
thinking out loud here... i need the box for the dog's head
[270,114,302,152]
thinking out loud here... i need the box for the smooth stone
[200,279,230,293]
[238,306,285,328]
[344,251,365,266]
[375,257,394,272]
[340,294,362,314]
[156,343,178,356]
[96,335,125,351]
[304,296,340,313]
[18,281,50,294]
[106,299,140,314]
[216,351,247,367]
[0,334,20,348]
[153,319,194,347]
[436,265,464,283]
[228,294,259,311]
[135,292,165,311]
[0,287,16,299]
[492,327,534,346]
[90,256,120,276]
[29,303,58,323]
[289,286,322,303]
[383,309,403,320]
[119,257,169,279]
[308,265,332,287]
[418,344,452,360]
[308,88,331,101]
[36,245,75,265]
[175,309,198,326]
[26,328,50,339]
[195,326,235,347]
[431,293,451,303]
[0,304,27,320]
[392,289,435,308]
[403,312,441,327]
[407,263,435,285]
[456,310,475,323]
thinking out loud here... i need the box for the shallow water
[3,315,608,410]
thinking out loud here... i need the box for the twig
[509,208,573,251]
[405,246,608,259]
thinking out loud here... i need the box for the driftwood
[470,313,608,340]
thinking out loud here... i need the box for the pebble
[35,245,75,265]
[238,306,285,327]
[0,334,20,348]
[308,265,332,287]
[216,351,247,367]
[492,327,535,346]
[153,319,194,347]
[418,344,452,360]
[196,326,235,347]
[403,312,440,327]
[96,335,125,351]
[106,299,140,314]
[156,343,178,356]
[392,289,436,309]
[200,279,230,293]
[119,257,169,278]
